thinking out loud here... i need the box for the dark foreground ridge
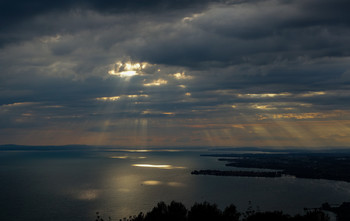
[95,201,344,221]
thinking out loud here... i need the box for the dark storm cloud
[0,0,224,46]
[3,0,350,67]
[130,0,350,67]
[1,0,350,146]
[0,0,208,26]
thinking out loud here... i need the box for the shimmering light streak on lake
[132,164,186,169]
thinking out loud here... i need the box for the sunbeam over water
[1,0,350,220]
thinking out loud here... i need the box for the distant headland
[193,152,350,182]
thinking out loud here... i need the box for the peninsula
[192,152,350,182]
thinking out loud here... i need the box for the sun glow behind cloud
[96,96,121,101]
[237,93,292,98]
[95,94,149,102]
[143,79,168,87]
[172,72,193,80]
[108,61,149,78]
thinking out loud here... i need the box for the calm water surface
[1,147,349,221]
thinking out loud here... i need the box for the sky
[1,0,350,148]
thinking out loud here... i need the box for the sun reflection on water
[167,182,185,187]
[142,180,162,186]
[75,189,99,201]
[121,149,151,152]
[109,156,147,159]
[110,156,128,159]
[141,180,185,187]
[132,164,186,169]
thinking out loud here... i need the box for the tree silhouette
[144,202,168,221]
[188,202,222,221]
[223,204,240,221]
[167,201,187,221]
[243,211,290,221]
[302,210,330,221]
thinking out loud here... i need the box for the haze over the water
[1,0,350,148]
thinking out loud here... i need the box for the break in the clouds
[1,0,350,148]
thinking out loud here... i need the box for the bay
[1,147,349,221]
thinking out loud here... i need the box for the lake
[1,146,349,221]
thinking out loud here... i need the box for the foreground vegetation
[96,201,333,221]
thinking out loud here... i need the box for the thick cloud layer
[1,0,350,147]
